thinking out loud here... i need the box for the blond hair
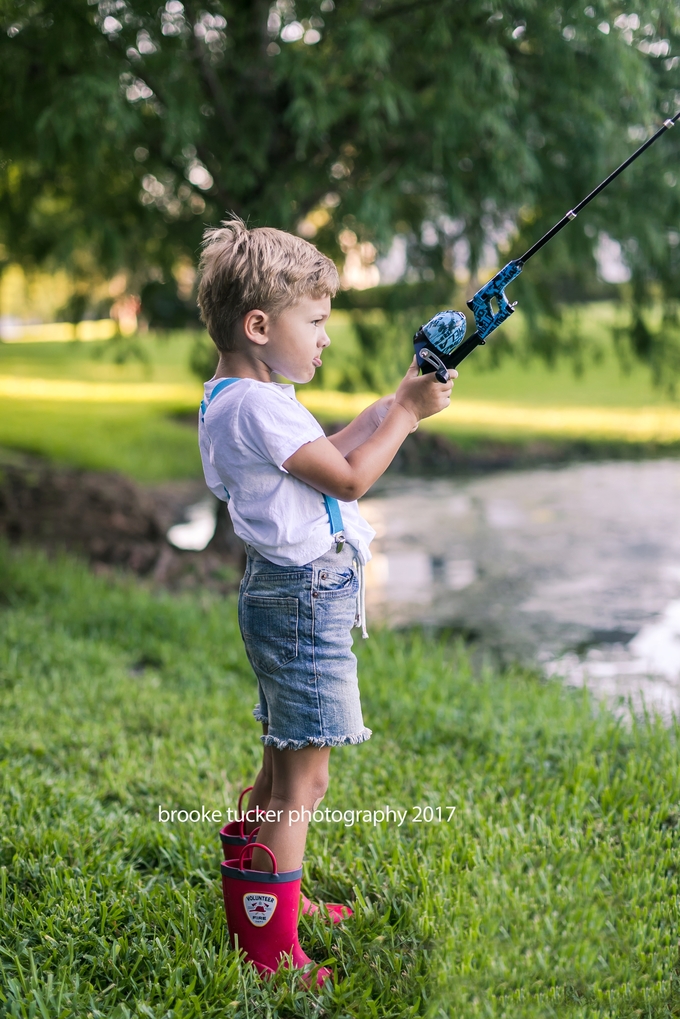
[197,217,340,353]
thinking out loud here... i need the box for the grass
[0,306,674,407]
[316,303,677,409]
[0,306,679,483]
[0,402,200,482]
[2,543,680,1017]
[436,302,673,409]
[0,331,205,481]
[0,332,200,385]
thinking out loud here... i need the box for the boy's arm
[325,395,397,456]
[284,361,455,501]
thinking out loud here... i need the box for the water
[167,496,218,550]
[360,460,680,719]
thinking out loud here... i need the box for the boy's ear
[243,309,269,346]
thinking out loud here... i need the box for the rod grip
[447,332,485,368]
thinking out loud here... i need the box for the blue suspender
[200,377,345,551]
[200,377,242,499]
[200,376,241,421]
[323,494,346,553]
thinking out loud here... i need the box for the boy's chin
[286,367,316,384]
[270,368,311,384]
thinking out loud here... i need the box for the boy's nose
[321,331,331,348]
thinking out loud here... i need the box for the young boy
[197,218,455,984]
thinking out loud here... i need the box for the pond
[360,460,680,719]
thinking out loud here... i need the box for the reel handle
[415,341,450,383]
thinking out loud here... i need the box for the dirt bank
[0,450,244,590]
[355,426,680,477]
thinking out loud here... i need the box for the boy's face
[259,295,332,384]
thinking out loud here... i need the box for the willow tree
[1,0,680,381]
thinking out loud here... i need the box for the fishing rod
[414,110,680,383]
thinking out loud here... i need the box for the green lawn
[319,303,675,408]
[0,332,205,481]
[0,331,200,385]
[0,401,201,482]
[0,307,677,483]
[0,306,673,406]
[2,543,680,1017]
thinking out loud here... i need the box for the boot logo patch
[243,892,277,927]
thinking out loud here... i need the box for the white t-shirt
[198,377,375,566]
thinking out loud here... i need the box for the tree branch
[371,0,446,23]
[191,38,237,140]
[109,38,237,214]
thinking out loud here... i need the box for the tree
[1,0,680,382]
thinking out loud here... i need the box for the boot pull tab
[239,841,278,875]
[236,785,254,839]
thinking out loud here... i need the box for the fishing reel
[413,310,467,383]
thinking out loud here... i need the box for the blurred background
[3,0,680,706]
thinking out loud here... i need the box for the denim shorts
[238,543,372,751]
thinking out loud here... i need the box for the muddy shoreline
[357,427,680,479]
[173,409,680,477]
[2,423,680,596]
[0,449,244,591]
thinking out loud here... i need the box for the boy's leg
[251,745,330,873]
[244,724,273,835]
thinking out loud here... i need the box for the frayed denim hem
[252,705,269,724]
[260,727,372,750]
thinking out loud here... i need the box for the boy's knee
[274,770,328,805]
[308,772,329,804]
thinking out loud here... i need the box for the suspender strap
[200,377,241,421]
[324,494,346,553]
[200,377,242,499]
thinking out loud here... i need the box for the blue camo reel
[413,309,468,383]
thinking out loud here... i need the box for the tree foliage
[1,0,680,380]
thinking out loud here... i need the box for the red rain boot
[220,792,353,925]
[245,828,352,924]
[300,894,352,923]
[221,842,332,988]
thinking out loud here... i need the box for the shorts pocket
[241,595,299,675]
[315,566,356,596]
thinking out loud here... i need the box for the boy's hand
[394,357,456,425]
